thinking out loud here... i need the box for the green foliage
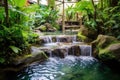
[75,0,94,19]
[0,57,5,64]
[96,2,120,38]
[0,2,40,64]
[65,5,76,21]
[84,19,97,31]
[8,0,26,7]
[0,26,25,64]
[78,0,120,39]
[34,5,59,30]
[9,46,21,54]
[0,7,5,25]
[74,0,96,30]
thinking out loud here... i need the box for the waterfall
[79,45,92,56]
[72,35,77,42]
[48,50,52,57]
[64,47,69,57]
[43,36,53,43]
[39,35,92,57]
[56,36,60,42]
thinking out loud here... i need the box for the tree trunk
[91,0,96,21]
[4,0,9,27]
[37,0,39,5]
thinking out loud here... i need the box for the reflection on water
[7,56,120,80]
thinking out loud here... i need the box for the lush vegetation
[0,0,60,65]
[0,0,38,64]
[96,0,120,39]
[81,0,120,39]
[34,5,59,29]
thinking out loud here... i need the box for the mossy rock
[92,35,120,67]
[36,25,47,32]
[0,50,48,72]
[77,25,97,42]
[92,35,119,57]
[92,35,118,49]
[99,43,120,61]
[77,31,87,41]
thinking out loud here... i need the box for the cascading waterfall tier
[33,35,92,57]
[8,35,120,80]
[39,35,77,43]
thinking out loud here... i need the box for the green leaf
[10,0,26,7]
[0,58,5,63]
[9,46,21,53]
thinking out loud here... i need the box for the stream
[6,35,120,80]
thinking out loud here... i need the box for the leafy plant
[0,1,40,64]
[65,5,76,21]
[75,0,94,20]
[34,5,59,30]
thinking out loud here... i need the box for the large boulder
[99,43,120,61]
[92,35,118,57]
[91,35,120,69]
[13,51,47,66]
[0,47,48,72]
[52,48,67,58]
[68,45,81,56]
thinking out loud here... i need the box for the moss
[77,32,87,41]
[95,35,118,48]
[99,47,115,61]
[39,25,47,32]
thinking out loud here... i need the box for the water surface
[8,56,120,80]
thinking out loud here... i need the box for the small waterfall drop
[79,45,92,56]
[43,36,53,43]
[48,50,52,57]
[72,35,77,42]
[64,47,69,57]
[39,35,92,57]
[56,36,60,42]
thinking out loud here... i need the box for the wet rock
[0,47,48,72]
[12,47,48,66]
[56,36,73,42]
[38,35,77,43]
[52,48,67,58]
[68,45,81,56]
